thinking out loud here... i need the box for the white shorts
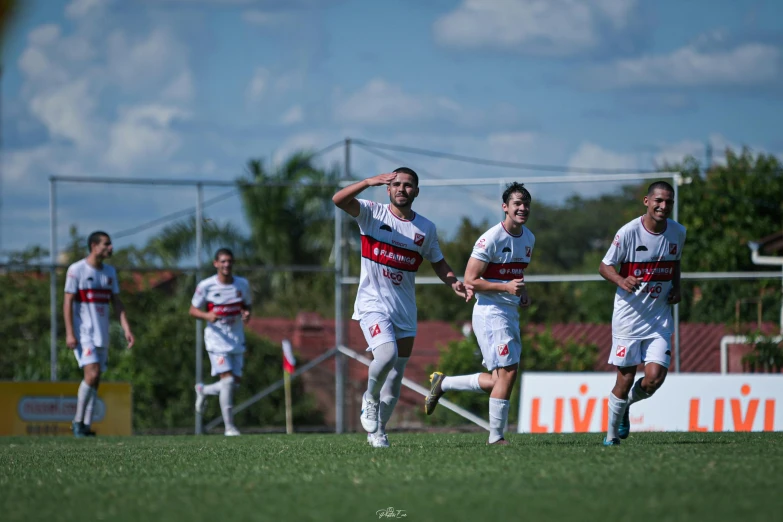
[74,345,108,372]
[207,351,244,377]
[472,303,521,371]
[357,312,416,351]
[609,336,671,369]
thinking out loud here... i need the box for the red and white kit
[191,275,252,376]
[65,259,120,370]
[352,199,444,349]
[470,222,535,370]
[603,216,687,368]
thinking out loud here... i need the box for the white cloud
[334,79,462,125]
[433,0,637,56]
[162,70,195,101]
[245,67,269,103]
[568,142,639,171]
[29,79,99,149]
[66,0,110,19]
[280,105,304,125]
[104,105,190,170]
[106,29,192,92]
[584,43,781,88]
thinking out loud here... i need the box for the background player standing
[64,231,135,438]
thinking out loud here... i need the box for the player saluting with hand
[333,167,472,448]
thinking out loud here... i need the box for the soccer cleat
[360,393,380,433]
[617,407,630,439]
[195,383,206,415]
[82,424,97,437]
[603,437,621,446]
[370,433,390,448]
[424,372,445,415]
[224,426,241,437]
[71,421,86,439]
[487,438,509,445]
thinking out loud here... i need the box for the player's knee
[84,366,100,386]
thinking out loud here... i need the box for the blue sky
[2,0,782,259]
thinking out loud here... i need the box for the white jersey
[602,216,686,339]
[352,199,444,331]
[470,222,535,308]
[191,275,252,354]
[64,259,120,349]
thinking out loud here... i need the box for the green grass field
[1,432,781,522]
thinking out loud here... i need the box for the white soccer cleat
[195,383,206,415]
[224,426,241,436]
[370,433,390,448]
[360,393,380,433]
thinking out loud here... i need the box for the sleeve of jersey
[64,265,78,293]
[470,233,493,263]
[601,230,625,267]
[243,279,253,306]
[424,232,445,263]
[111,269,120,294]
[354,199,376,232]
[679,226,687,260]
[191,282,206,308]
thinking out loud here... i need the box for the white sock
[366,342,397,402]
[74,380,93,423]
[203,381,222,395]
[84,387,98,426]
[607,393,627,440]
[627,377,651,407]
[442,374,482,392]
[379,357,409,433]
[219,376,236,429]
[488,398,509,443]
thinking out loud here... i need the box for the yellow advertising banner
[0,382,132,436]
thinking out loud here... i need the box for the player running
[599,181,686,445]
[424,183,534,445]
[190,248,252,436]
[332,168,472,448]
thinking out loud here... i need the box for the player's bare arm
[464,257,526,296]
[599,262,639,293]
[111,294,135,349]
[189,304,218,324]
[331,173,398,217]
[667,263,682,304]
[241,304,252,325]
[63,292,78,349]
[431,258,473,302]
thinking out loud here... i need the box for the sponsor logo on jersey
[475,238,486,249]
[620,261,677,282]
[616,345,626,357]
[392,240,408,248]
[380,224,392,232]
[502,247,512,253]
[217,356,225,366]
[613,235,620,247]
[483,262,528,281]
[635,246,648,251]
[669,244,678,255]
[525,246,532,257]
[497,344,509,356]
[361,236,423,272]
[382,268,403,286]
[369,324,381,338]
[414,233,425,246]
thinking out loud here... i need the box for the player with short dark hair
[600,181,686,445]
[190,248,252,436]
[333,167,472,448]
[64,231,135,438]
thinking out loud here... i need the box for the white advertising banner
[517,373,783,433]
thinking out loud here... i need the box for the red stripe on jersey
[207,302,243,317]
[482,262,528,281]
[76,289,111,303]
[619,261,678,281]
[361,235,423,272]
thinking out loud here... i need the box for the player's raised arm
[332,173,398,217]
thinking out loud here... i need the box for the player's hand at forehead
[366,173,400,187]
